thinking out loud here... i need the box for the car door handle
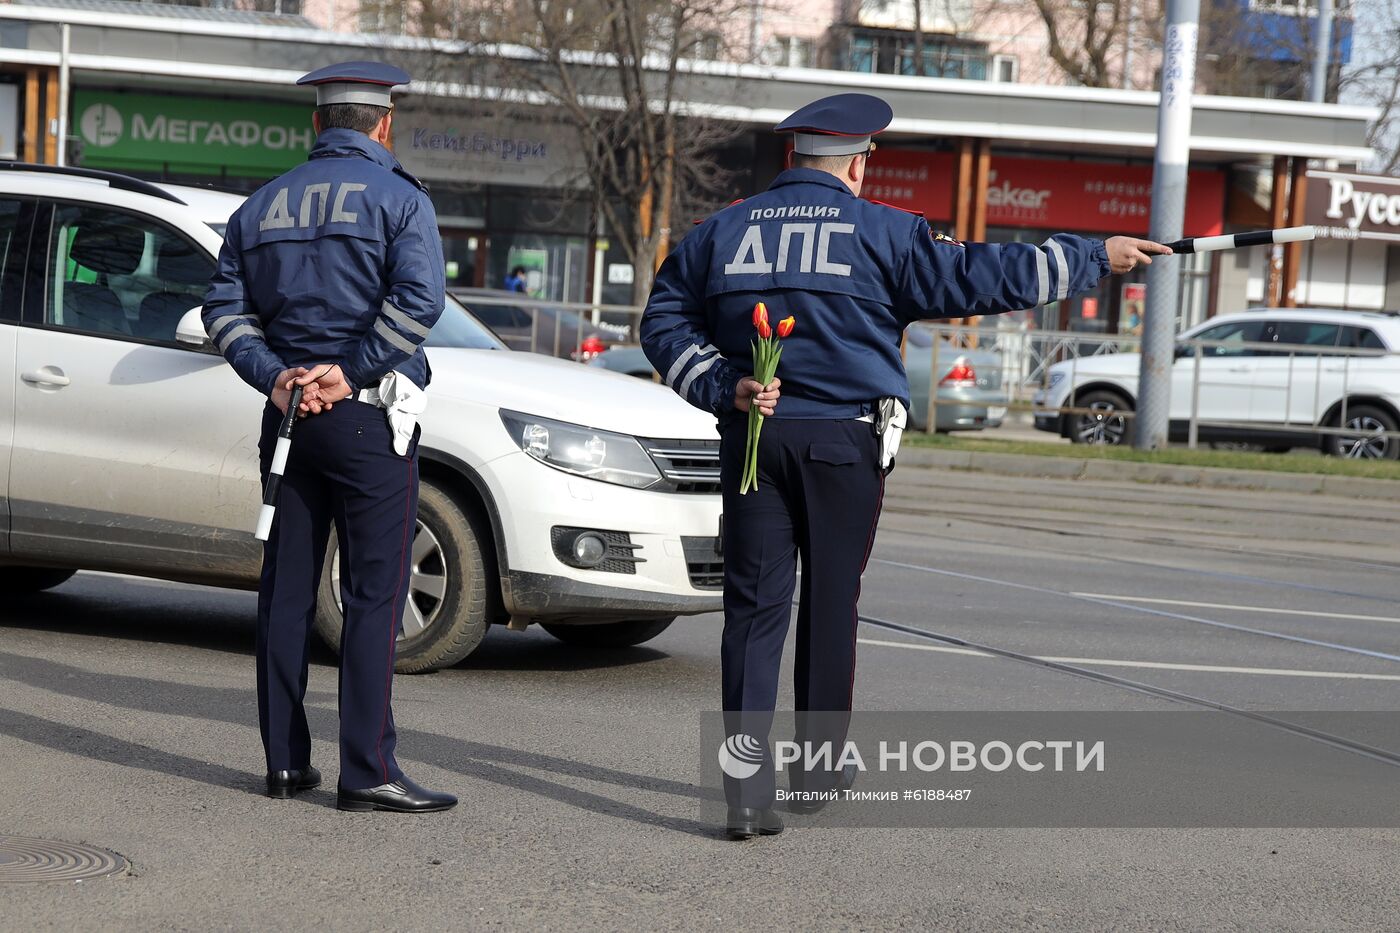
[1227,366,1251,373]
[21,367,71,387]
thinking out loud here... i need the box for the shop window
[488,190,591,233]
[43,203,213,344]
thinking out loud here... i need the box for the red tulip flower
[741,305,797,494]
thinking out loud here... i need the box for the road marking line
[858,638,990,659]
[856,637,1400,681]
[1073,593,1400,625]
[870,558,1400,664]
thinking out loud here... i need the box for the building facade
[0,0,1380,325]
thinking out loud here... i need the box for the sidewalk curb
[896,447,1400,501]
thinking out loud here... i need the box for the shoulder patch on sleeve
[867,198,925,218]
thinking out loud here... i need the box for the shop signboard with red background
[860,149,1225,237]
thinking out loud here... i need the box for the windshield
[426,293,508,350]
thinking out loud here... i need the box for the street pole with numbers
[1134,0,1199,450]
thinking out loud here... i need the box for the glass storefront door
[440,232,480,291]
[488,234,590,303]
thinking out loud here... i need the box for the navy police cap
[775,93,893,157]
[297,61,411,108]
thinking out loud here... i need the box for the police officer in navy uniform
[641,93,1168,839]
[203,62,456,812]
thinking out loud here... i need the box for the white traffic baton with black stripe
[1161,225,1315,255]
[255,385,303,542]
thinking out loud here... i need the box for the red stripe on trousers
[848,470,886,709]
[375,458,415,784]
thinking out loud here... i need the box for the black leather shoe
[787,763,859,815]
[266,766,322,799]
[725,807,784,840]
[337,776,457,813]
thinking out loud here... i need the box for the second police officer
[203,61,456,813]
[641,93,1170,840]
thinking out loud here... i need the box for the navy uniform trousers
[719,415,885,808]
[256,399,418,791]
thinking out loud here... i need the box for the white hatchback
[1032,309,1400,459]
[0,164,724,671]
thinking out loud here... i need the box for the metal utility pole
[55,22,70,167]
[1134,0,1199,450]
[1310,0,1334,103]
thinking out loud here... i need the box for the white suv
[0,164,724,671]
[1032,309,1400,459]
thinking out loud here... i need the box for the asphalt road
[3,466,1399,931]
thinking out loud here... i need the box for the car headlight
[1048,371,1067,388]
[499,410,662,490]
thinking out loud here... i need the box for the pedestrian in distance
[505,265,530,294]
[640,92,1170,840]
[202,60,456,813]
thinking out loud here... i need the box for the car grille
[681,536,724,590]
[641,438,722,494]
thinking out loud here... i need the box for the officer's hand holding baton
[294,363,355,409]
[256,368,332,541]
[1104,236,1174,274]
[256,380,305,542]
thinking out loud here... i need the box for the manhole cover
[0,836,128,884]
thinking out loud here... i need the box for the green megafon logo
[79,103,123,148]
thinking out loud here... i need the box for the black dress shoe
[725,807,785,840]
[337,776,457,813]
[266,766,322,799]
[787,763,859,815]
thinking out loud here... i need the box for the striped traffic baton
[1161,225,1315,254]
[255,385,303,542]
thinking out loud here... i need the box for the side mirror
[176,306,211,350]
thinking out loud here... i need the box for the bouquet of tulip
[741,302,795,494]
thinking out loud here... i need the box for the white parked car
[0,164,723,671]
[1032,309,1400,459]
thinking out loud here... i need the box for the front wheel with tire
[0,567,77,595]
[1068,390,1132,446]
[1325,405,1400,460]
[314,478,490,673]
[541,617,675,648]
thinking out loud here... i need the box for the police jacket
[203,128,446,395]
[641,167,1110,420]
